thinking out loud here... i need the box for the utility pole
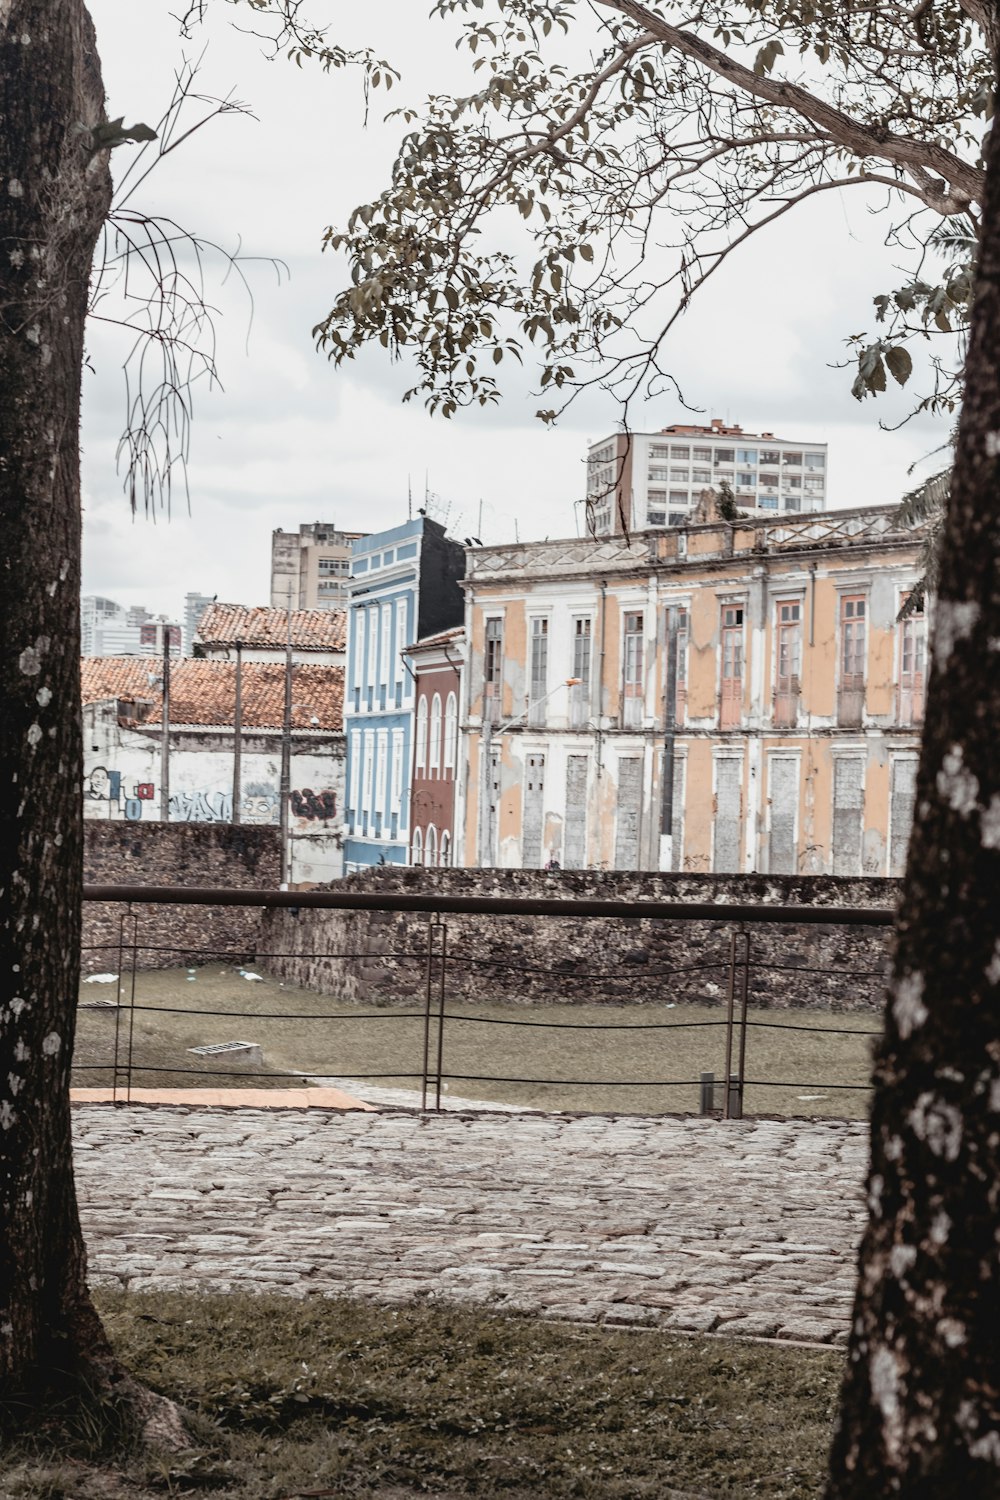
[159,626,171,823]
[659,606,679,872]
[279,598,293,887]
[232,641,243,824]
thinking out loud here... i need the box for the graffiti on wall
[84,769,332,827]
[291,788,337,823]
[85,768,155,821]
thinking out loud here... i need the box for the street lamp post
[479,678,580,868]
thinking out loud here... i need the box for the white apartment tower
[585,420,829,534]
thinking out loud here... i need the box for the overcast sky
[82,1,955,621]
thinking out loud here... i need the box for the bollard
[700,1071,716,1115]
[726,1073,742,1120]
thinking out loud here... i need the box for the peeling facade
[460,507,926,875]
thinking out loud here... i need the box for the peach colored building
[460,506,926,876]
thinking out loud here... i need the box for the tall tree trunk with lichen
[0,0,115,1402]
[0,7,185,1436]
[826,60,1000,1500]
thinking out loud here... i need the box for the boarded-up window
[713,758,742,873]
[570,617,591,727]
[529,618,549,726]
[833,758,865,875]
[898,603,926,727]
[670,755,686,872]
[768,757,798,874]
[484,617,503,724]
[622,612,644,729]
[675,608,689,723]
[720,604,744,729]
[564,755,589,869]
[890,759,917,876]
[522,753,546,868]
[838,595,866,727]
[774,599,802,727]
[614,757,643,869]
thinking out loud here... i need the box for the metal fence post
[723,927,738,1119]
[735,928,752,1119]
[124,909,139,1102]
[434,922,448,1112]
[421,918,435,1112]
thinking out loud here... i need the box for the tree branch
[596,0,985,212]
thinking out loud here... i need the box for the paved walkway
[74,1107,869,1345]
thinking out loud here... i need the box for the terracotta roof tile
[81,658,344,731]
[195,603,346,651]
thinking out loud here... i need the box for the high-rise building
[585,420,829,535]
[270,523,367,611]
[80,595,178,657]
[183,592,216,656]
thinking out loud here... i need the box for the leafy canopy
[304,0,992,424]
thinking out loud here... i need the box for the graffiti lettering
[291,788,337,822]
[136,782,154,800]
[169,789,232,823]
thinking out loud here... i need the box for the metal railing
[78,885,892,1116]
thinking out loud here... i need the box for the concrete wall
[82,822,280,975]
[259,867,898,1013]
[83,704,344,884]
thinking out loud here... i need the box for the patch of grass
[75,965,877,1117]
[0,1290,843,1498]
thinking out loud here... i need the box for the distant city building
[343,518,465,871]
[461,505,925,876]
[80,595,179,657]
[585,420,829,534]
[183,592,216,656]
[194,603,346,666]
[271,522,367,611]
[81,656,345,886]
[405,627,465,869]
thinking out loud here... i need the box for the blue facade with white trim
[343,518,464,870]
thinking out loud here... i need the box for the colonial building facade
[343,518,465,870]
[405,627,464,868]
[460,506,926,876]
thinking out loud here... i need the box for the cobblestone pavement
[74,1106,869,1344]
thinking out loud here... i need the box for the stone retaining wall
[83,822,280,975]
[258,869,898,1013]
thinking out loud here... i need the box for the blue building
[343,518,465,870]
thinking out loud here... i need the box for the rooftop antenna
[515,518,520,543]
[407,475,412,521]
[477,498,483,539]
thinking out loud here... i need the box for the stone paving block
[74,1106,866,1347]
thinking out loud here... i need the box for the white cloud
[82,1,953,618]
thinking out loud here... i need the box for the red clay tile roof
[81,658,344,731]
[195,603,346,652]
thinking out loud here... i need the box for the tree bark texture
[827,61,1000,1500]
[0,1,115,1397]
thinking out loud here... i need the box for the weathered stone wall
[82,822,280,975]
[258,868,899,1013]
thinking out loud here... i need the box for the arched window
[411,826,423,866]
[429,693,442,774]
[426,824,438,867]
[415,696,428,772]
[444,692,458,774]
[440,829,451,867]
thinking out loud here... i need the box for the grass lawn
[1,1290,843,1499]
[74,965,879,1117]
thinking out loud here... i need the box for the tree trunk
[0,0,121,1408]
[827,74,1000,1500]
